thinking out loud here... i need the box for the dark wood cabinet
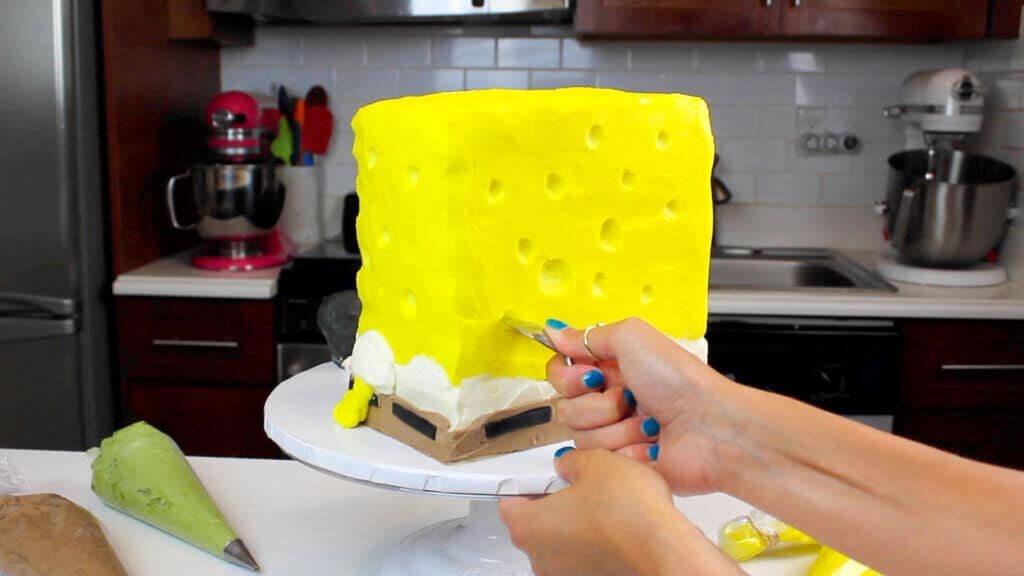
[575,0,781,37]
[896,320,1024,470]
[116,297,280,457]
[781,0,988,39]
[575,0,1008,39]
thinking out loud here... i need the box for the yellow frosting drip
[351,88,714,385]
[333,378,375,428]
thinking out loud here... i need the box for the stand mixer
[876,68,1017,287]
[166,91,292,271]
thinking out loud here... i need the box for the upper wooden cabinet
[575,0,1009,39]
[781,0,988,39]
[576,0,782,37]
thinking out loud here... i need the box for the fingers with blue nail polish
[641,417,660,437]
[648,444,660,461]
[554,446,575,459]
[623,388,636,410]
[546,318,568,330]
[582,369,604,389]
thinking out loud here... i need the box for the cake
[334,87,714,462]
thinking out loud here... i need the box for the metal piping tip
[224,538,260,572]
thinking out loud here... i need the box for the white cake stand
[264,362,571,576]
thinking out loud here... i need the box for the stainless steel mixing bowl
[884,149,1016,268]
[167,164,285,239]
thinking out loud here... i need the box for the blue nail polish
[648,444,660,461]
[554,446,575,459]
[582,369,604,389]
[546,318,568,330]
[641,417,660,437]
[624,388,636,409]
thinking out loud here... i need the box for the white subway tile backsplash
[497,38,560,69]
[466,69,529,89]
[717,141,787,172]
[709,106,757,140]
[756,173,821,204]
[856,108,904,139]
[694,45,759,72]
[855,73,905,106]
[431,37,496,68]
[796,75,858,106]
[663,74,729,102]
[561,39,628,70]
[241,28,302,65]
[785,147,854,174]
[828,45,960,75]
[529,70,595,89]
[727,74,795,105]
[759,48,827,73]
[323,124,355,165]
[717,172,756,204]
[322,163,358,195]
[335,69,400,101]
[366,35,430,68]
[824,108,858,132]
[629,43,693,71]
[821,172,887,207]
[399,69,465,96]
[302,31,366,67]
[754,106,797,141]
[596,72,664,92]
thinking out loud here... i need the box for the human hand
[499,448,739,576]
[544,317,732,494]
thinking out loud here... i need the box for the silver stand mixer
[876,68,1017,287]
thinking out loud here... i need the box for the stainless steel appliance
[885,149,1016,268]
[707,316,901,432]
[166,91,290,272]
[206,0,571,23]
[277,239,361,382]
[878,68,1018,278]
[0,0,113,448]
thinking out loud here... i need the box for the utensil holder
[278,165,324,247]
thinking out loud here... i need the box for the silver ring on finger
[583,323,605,362]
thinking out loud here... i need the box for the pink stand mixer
[166,91,292,271]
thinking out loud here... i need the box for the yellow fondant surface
[351,88,714,385]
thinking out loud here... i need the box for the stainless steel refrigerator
[0,0,113,449]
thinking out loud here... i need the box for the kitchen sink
[710,247,895,291]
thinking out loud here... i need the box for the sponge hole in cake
[656,129,671,151]
[545,172,565,199]
[599,218,622,253]
[516,238,535,265]
[664,199,680,222]
[586,124,603,151]
[539,259,574,297]
[487,178,504,203]
[592,272,607,298]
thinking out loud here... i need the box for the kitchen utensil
[293,98,305,165]
[270,117,293,165]
[502,315,572,365]
[882,149,1016,268]
[306,85,329,108]
[302,105,334,155]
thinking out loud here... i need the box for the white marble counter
[112,251,281,299]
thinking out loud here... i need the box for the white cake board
[875,252,1008,287]
[264,362,572,576]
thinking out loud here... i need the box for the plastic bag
[0,454,24,494]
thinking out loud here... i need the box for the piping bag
[718,509,880,576]
[90,421,259,571]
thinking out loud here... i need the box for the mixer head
[882,68,984,141]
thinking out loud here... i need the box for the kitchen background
[221,25,1024,277]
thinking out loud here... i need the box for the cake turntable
[264,362,570,576]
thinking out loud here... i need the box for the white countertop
[112,251,280,299]
[0,449,813,575]
[111,249,1024,319]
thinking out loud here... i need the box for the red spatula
[302,105,334,155]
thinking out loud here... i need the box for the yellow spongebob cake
[338,87,714,462]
